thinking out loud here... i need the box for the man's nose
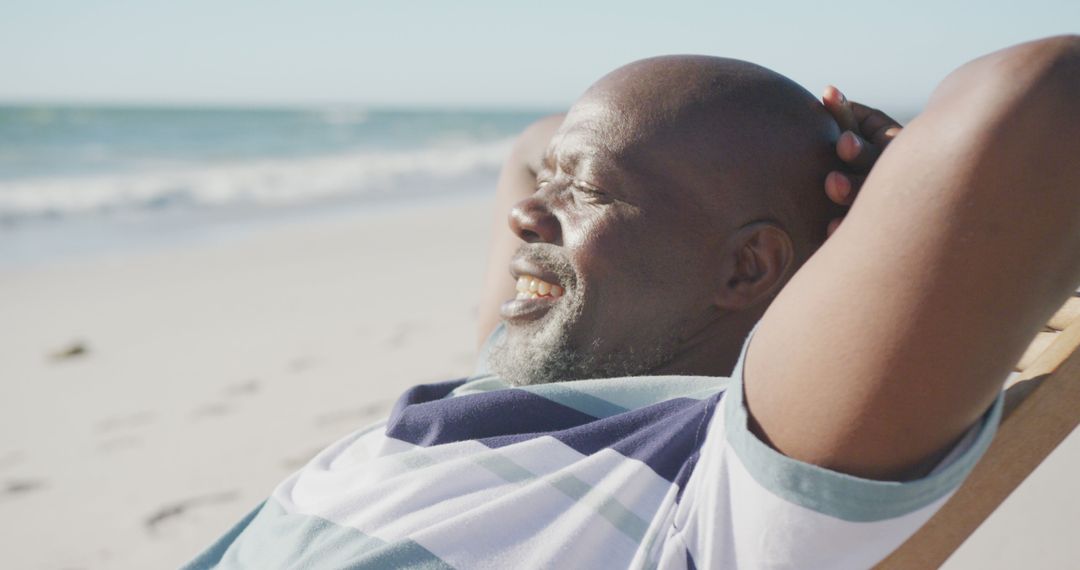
[508,193,562,245]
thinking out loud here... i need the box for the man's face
[489,97,737,385]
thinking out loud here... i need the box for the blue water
[0,106,546,181]
[0,105,551,266]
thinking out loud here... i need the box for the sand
[0,195,1076,568]
[0,197,491,568]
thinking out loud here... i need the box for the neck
[651,307,761,378]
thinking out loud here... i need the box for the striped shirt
[185,327,1002,569]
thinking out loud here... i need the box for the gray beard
[488,243,682,386]
[488,333,594,387]
[487,296,682,387]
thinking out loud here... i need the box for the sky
[1,0,1077,113]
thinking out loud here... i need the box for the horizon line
[0,96,571,114]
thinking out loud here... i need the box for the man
[187,37,1080,568]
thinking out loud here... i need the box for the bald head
[566,55,842,259]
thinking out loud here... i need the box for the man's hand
[821,86,903,236]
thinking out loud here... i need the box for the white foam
[0,139,513,222]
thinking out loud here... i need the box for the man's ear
[714,222,795,311]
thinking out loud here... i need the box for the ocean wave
[0,139,512,223]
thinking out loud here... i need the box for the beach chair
[876,293,1080,568]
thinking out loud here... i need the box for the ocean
[0,105,550,267]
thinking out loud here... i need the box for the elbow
[1017,35,1080,101]
[511,113,566,172]
[920,35,1080,159]
[932,35,1080,115]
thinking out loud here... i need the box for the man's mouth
[514,275,565,300]
[501,250,573,323]
[501,272,566,323]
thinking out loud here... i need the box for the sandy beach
[0,197,491,568]
[1,194,1077,568]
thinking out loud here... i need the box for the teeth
[513,274,565,299]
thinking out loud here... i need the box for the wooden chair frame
[877,294,1080,568]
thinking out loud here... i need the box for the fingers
[825,171,866,206]
[849,101,903,147]
[823,86,904,149]
[837,131,880,173]
[822,85,859,133]
[822,85,903,235]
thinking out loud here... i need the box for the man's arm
[745,36,1080,480]
[476,114,565,347]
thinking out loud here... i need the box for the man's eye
[572,182,611,203]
